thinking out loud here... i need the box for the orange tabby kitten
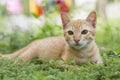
[0,11,103,64]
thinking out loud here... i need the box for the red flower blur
[56,0,69,13]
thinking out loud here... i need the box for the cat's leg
[16,47,38,62]
[90,53,103,64]
[14,47,38,64]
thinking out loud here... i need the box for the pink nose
[74,39,80,44]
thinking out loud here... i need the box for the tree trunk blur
[96,0,108,24]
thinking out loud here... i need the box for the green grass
[0,15,120,80]
[0,54,120,80]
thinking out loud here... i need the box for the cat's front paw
[91,58,103,64]
[96,59,103,64]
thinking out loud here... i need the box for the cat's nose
[74,39,80,44]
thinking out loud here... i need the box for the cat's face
[61,11,96,49]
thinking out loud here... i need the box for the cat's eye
[81,30,88,34]
[68,31,74,35]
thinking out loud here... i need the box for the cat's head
[61,11,96,49]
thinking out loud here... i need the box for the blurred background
[0,0,120,55]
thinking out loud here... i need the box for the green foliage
[0,13,62,53]
[95,18,120,51]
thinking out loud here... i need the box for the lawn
[0,16,120,80]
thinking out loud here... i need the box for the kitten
[0,11,103,64]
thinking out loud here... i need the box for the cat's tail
[0,47,28,59]
[0,53,3,58]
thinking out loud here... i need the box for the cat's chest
[67,51,93,63]
[63,47,95,63]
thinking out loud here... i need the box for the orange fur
[0,11,103,64]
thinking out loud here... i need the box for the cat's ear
[61,13,70,28]
[86,11,96,28]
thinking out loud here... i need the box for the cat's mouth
[74,43,81,46]
[68,40,88,49]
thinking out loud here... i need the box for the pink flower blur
[6,0,22,14]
